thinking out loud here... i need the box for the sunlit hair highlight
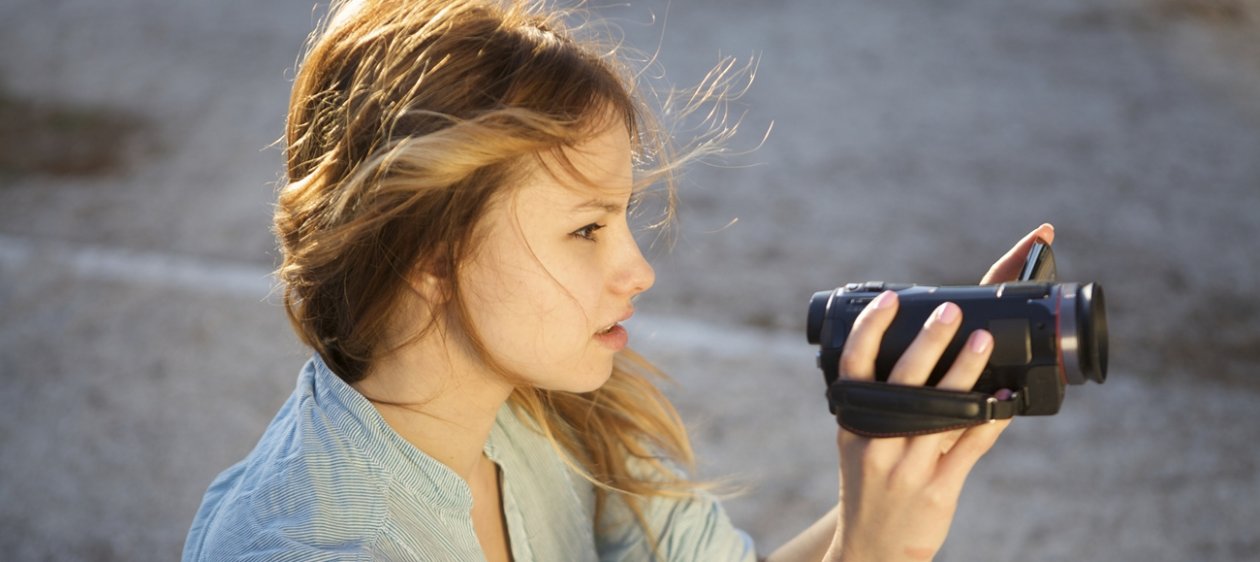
[275,0,747,550]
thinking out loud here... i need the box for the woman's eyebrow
[571,198,625,214]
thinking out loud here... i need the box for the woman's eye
[571,223,606,242]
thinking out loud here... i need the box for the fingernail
[967,330,992,354]
[872,290,897,309]
[931,302,959,325]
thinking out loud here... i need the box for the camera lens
[1057,282,1108,385]
[1078,283,1108,383]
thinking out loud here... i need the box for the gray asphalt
[1,0,1258,560]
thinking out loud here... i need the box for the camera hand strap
[826,380,1018,438]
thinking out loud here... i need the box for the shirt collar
[305,354,476,512]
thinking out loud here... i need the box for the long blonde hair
[275,0,738,546]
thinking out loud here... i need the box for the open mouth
[593,320,629,350]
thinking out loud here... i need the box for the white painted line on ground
[0,234,806,355]
[630,313,808,361]
[0,234,277,300]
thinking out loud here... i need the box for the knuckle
[860,445,897,475]
[920,483,955,510]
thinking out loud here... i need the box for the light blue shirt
[183,355,757,561]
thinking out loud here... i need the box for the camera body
[807,281,1107,416]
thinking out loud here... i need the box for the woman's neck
[351,340,514,481]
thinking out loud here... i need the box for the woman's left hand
[979,223,1055,284]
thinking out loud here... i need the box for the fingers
[932,331,1007,472]
[934,329,993,391]
[935,418,1010,489]
[903,327,995,462]
[840,292,1007,470]
[981,223,1055,284]
[839,290,899,382]
[886,302,961,386]
[843,293,997,389]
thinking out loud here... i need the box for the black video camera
[805,241,1108,436]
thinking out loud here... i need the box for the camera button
[845,282,884,292]
[997,282,1050,300]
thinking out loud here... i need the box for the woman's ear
[406,269,447,305]
[406,255,453,305]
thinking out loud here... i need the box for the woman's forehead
[510,169,631,215]
[519,125,635,205]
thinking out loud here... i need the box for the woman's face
[456,122,655,392]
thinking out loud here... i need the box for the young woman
[183,1,1054,560]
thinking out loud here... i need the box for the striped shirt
[182,355,757,561]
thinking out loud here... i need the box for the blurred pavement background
[1,0,1258,560]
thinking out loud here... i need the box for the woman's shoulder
[182,358,396,560]
[182,449,389,560]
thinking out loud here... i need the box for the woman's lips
[594,323,628,350]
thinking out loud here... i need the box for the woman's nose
[614,236,655,297]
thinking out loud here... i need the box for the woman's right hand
[827,289,1008,562]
